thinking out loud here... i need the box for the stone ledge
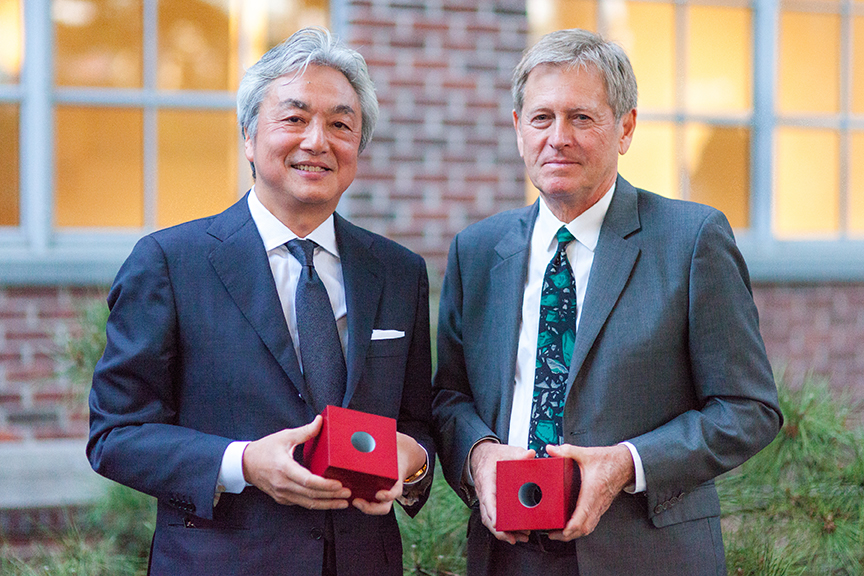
[0,438,110,509]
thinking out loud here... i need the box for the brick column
[342,0,529,285]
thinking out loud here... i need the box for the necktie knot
[285,239,317,277]
[555,226,575,249]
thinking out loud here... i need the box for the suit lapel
[206,194,310,402]
[489,203,538,440]
[566,176,641,396]
[334,214,383,407]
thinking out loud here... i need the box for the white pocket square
[371,329,405,340]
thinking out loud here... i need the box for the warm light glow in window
[686,124,749,228]
[850,132,864,235]
[0,0,22,83]
[618,121,677,199]
[853,16,864,115]
[623,2,674,112]
[52,0,328,230]
[687,6,751,113]
[158,0,232,91]
[0,104,19,226]
[55,107,144,228]
[779,11,841,114]
[54,0,144,88]
[775,128,840,237]
[157,110,239,227]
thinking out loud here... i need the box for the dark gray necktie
[285,239,346,412]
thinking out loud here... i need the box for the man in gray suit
[432,28,782,576]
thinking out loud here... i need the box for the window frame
[609,0,864,281]
[0,0,243,285]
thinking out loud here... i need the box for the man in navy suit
[88,28,433,576]
[432,29,781,575]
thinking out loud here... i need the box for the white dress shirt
[217,188,347,495]
[217,189,428,497]
[506,184,646,493]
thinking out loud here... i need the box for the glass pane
[157,110,238,228]
[0,0,22,83]
[0,104,18,226]
[686,124,749,228]
[529,0,596,40]
[620,2,675,112]
[775,127,839,237]
[687,6,751,113]
[619,121,678,199]
[239,0,328,70]
[55,107,143,227]
[54,0,143,88]
[779,11,840,114]
[850,132,864,235]
[853,16,864,115]
[158,0,232,91]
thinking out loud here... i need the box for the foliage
[397,465,470,576]
[61,298,109,404]
[718,373,864,576]
[1,484,154,576]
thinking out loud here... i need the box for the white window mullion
[143,0,159,230]
[21,0,53,254]
[751,0,777,242]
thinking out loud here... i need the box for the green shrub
[718,373,864,576]
[397,465,470,575]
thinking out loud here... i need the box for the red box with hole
[496,457,580,532]
[302,405,399,502]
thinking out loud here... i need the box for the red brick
[0,429,23,442]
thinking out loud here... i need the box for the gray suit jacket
[432,176,781,576]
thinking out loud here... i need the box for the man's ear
[513,110,525,159]
[243,128,255,163]
[618,108,637,155]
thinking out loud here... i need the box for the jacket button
[310,527,324,540]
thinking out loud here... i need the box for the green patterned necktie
[528,226,577,457]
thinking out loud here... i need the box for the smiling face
[245,64,362,234]
[514,63,636,221]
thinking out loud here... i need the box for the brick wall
[342,0,529,283]
[0,287,96,442]
[753,283,864,409]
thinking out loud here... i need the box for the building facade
[1,0,863,459]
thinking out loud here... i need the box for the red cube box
[303,405,399,502]
[496,457,580,532]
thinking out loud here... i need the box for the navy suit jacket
[432,176,781,576]
[88,193,434,576]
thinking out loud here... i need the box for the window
[0,0,22,227]
[0,0,327,283]
[527,0,864,280]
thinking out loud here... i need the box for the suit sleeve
[432,234,500,504]
[629,211,782,521]
[87,235,232,520]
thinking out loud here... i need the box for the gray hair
[237,27,379,160]
[512,29,637,120]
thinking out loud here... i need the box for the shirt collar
[247,187,340,259]
[537,181,616,253]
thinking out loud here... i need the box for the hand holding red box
[496,456,581,532]
[302,405,399,502]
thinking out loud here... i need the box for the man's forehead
[267,67,359,110]
[521,63,608,107]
